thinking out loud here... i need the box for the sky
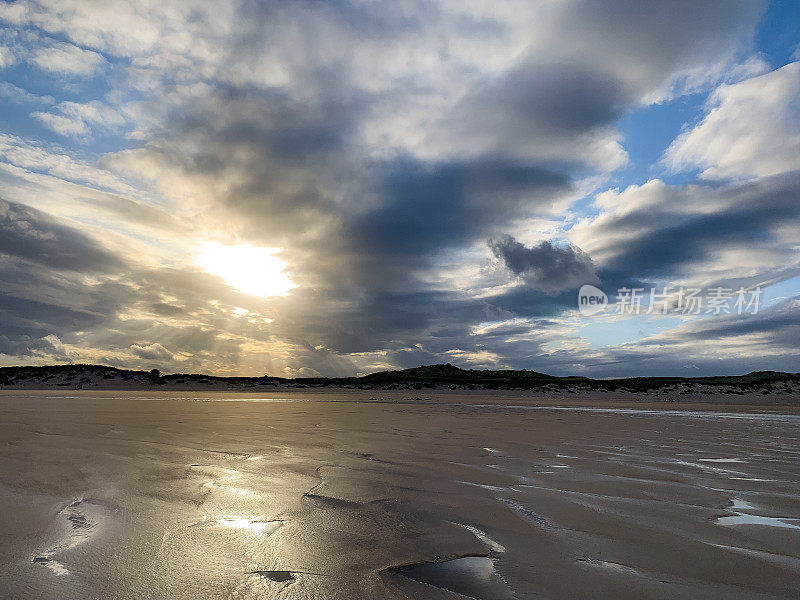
[0,0,798,378]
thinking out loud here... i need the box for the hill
[0,363,798,397]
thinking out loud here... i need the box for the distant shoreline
[1,363,797,404]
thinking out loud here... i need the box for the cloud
[490,235,598,294]
[414,61,630,171]
[31,111,89,135]
[0,333,68,361]
[32,100,125,137]
[0,2,27,25]
[0,81,55,105]
[347,160,571,274]
[0,45,14,68]
[0,133,139,195]
[571,173,800,289]
[664,62,800,179]
[648,299,800,351]
[130,342,174,361]
[30,41,105,76]
[361,0,763,170]
[0,197,124,272]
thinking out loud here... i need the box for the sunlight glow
[217,518,284,535]
[197,243,297,297]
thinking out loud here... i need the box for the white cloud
[664,62,800,180]
[62,100,124,126]
[31,111,88,135]
[130,342,174,361]
[723,55,771,83]
[32,100,125,136]
[0,132,139,195]
[0,2,27,24]
[0,45,14,68]
[4,0,762,175]
[31,41,105,75]
[0,81,55,105]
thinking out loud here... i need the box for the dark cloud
[423,0,762,167]
[0,333,66,360]
[643,299,800,351]
[0,198,123,272]
[327,159,573,296]
[576,172,800,286]
[0,253,133,347]
[490,235,598,294]
[567,300,800,378]
[434,62,630,167]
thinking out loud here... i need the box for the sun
[197,243,297,297]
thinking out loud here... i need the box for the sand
[0,390,798,599]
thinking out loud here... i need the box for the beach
[0,391,798,599]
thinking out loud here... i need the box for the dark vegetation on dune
[0,363,798,393]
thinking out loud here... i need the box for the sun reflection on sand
[216,518,284,535]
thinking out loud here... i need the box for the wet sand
[0,391,798,599]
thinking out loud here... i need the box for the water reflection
[716,499,800,530]
[395,555,513,599]
[213,517,284,535]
